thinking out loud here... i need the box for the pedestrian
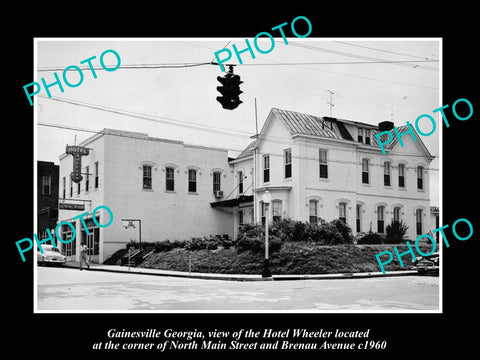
[79,242,90,270]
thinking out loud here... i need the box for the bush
[220,235,234,249]
[154,240,174,252]
[185,237,207,251]
[385,220,409,244]
[236,235,264,253]
[357,230,383,244]
[329,219,354,244]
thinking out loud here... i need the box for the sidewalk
[64,261,419,281]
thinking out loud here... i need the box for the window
[319,149,328,178]
[261,201,266,225]
[238,209,244,225]
[416,209,423,235]
[339,202,347,223]
[188,169,197,193]
[356,204,361,232]
[377,206,385,233]
[62,176,66,199]
[213,171,221,193]
[384,162,391,186]
[357,128,363,143]
[309,200,318,224]
[85,166,89,192]
[238,171,244,194]
[362,159,369,184]
[398,164,405,188]
[143,165,152,189]
[69,177,73,197]
[393,207,401,222]
[365,129,371,145]
[42,176,51,195]
[417,166,424,190]
[272,200,282,222]
[284,148,292,178]
[166,167,175,191]
[77,181,81,195]
[263,155,270,183]
[94,161,99,189]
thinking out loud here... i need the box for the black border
[8,5,478,358]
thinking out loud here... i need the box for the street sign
[59,202,85,211]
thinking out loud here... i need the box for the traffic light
[216,66,243,110]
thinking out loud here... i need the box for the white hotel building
[56,108,435,263]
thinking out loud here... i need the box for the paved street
[36,266,439,311]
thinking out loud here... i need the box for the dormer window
[358,128,363,143]
[358,127,371,145]
[365,129,371,145]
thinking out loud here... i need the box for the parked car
[414,252,439,275]
[37,245,67,266]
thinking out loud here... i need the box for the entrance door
[86,232,99,263]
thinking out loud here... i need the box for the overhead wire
[37,97,439,171]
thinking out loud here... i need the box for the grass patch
[139,243,430,275]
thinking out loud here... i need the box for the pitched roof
[234,108,433,161]
[235,140,256,160]
[272,108,344,140]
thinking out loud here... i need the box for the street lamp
[121,218,142,249]
[262,190,272,278]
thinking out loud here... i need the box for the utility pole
[326,90,334,117]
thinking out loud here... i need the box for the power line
[39,95,438,162]
[37,59,439,72]
[334,41,436,60]
[37,62,214,72]
[37,121,439,171]
[288,41,438,71]
[38,95,254,138]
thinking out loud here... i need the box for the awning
[210,195,254,208]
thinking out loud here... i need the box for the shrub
[236,234,283,254]
[172,239,186,249]
[236,235,264,253]
[154,240,173,252]
[357,230,383,244]
[220,235,234,249]
[185,237,207,251]
[329,219,354,244]
[385,220,409,244]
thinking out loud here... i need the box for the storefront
[57,214,101,263]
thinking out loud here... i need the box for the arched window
[416,208,423,235]
[339,202,347,223]
[377,205,385,233]
[393,206,401,222]
[309,200,318,224]
[143,164,152,189]
[188,169,197,193]
[165,167,175,191]
[356,204,362,232]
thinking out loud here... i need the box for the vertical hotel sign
[66,145,89,183]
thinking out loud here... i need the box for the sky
[35,38,440,205]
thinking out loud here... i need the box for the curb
[63,262,419,281]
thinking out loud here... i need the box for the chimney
[378,121,394,132]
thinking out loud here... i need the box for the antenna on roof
[254,98,259,135]
[326,89,334,117]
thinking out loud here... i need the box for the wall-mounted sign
[59,202,85,211]
[66,145,90,183]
